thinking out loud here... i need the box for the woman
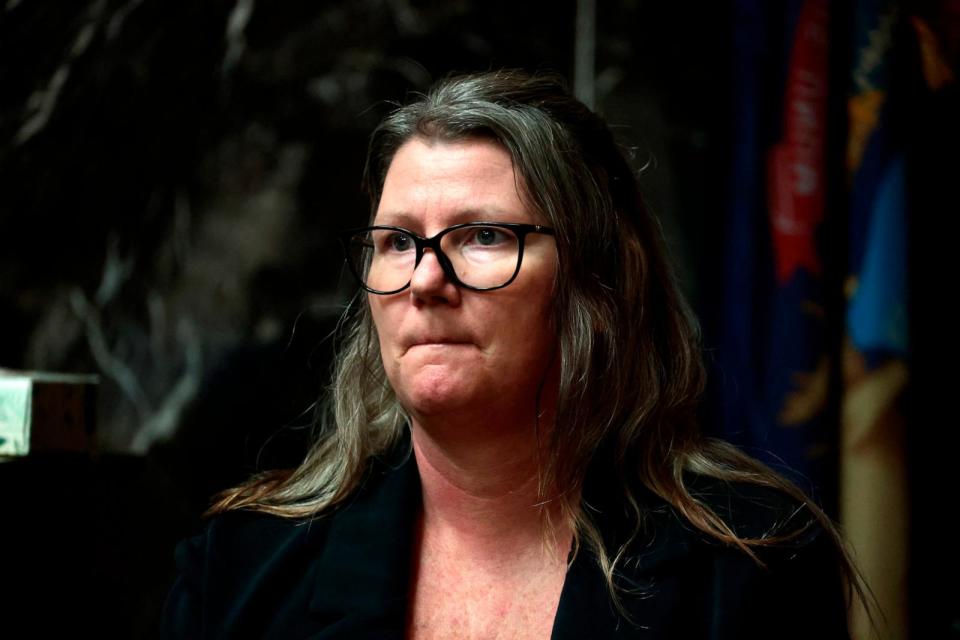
[163,70,867,639]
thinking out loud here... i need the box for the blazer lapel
[550,468,698,639]
[307,445,421,639]
[551,523,695,639]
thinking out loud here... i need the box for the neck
[410,406,570,562]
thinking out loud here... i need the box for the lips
[402,334,474,352]
[408,338,471,347]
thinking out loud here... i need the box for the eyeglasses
[339,222,556,294]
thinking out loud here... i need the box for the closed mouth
[403,339,473,354]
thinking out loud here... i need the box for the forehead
[374,136,539,229]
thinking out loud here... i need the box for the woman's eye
[387,233,413,252]
[472,227,505,246]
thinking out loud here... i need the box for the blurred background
[0,0,956,637]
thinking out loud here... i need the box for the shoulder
[585,466,828,569]
[682,473,822,546]
[161,450,420,639]
[186,509,324,557]
[674,472,843,582]
[599,471,827,561]
[161,510,331,639]
[641,473,838,579]
[610,476,850,639]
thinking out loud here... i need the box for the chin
[393,368,480,417]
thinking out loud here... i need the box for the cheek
[491,292,556,364]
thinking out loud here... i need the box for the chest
[405,552,568,640]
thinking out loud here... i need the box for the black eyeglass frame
[338,221,556,294]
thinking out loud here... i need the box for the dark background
[0,1,956,637]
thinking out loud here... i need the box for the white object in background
[0,370,98,458]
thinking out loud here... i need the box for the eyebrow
[373,207,531,229]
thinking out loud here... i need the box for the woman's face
[368,136,559,424]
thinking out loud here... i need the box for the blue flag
[713,0,837,504]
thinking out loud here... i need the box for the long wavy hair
[211,69,871,622]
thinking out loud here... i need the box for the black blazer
[162,444,850,639]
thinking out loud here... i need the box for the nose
[409,249,461,305]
